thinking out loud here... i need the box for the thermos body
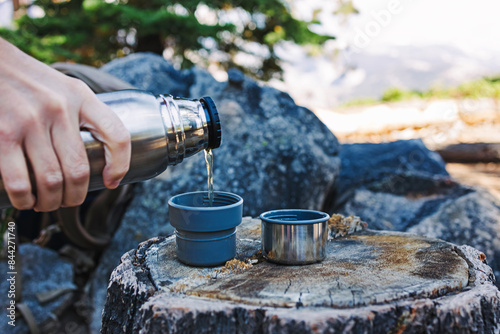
[0,90,221,209]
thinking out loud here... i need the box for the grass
[341,76,500,107]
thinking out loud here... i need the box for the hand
[0,38,131,211]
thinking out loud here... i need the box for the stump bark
[102,217,500,334]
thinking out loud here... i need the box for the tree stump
[102,217,500,333]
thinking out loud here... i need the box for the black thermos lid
[200,97,222,149]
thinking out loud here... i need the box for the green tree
[1,0,335,81]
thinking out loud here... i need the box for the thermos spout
[157,94,221,167]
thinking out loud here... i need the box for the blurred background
[2,0,500,193]
[2,3,500,332]
[3,0,500,108]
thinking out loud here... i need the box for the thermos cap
[200,96,222,149]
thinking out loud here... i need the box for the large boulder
[89,53,341,332]
[334,139,500,283]
[0,244,76,334]
[102,53,340,217]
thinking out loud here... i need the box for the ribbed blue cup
[168,191,243,266]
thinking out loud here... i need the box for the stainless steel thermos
[0,90,221,209]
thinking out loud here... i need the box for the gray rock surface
[90,53,341,333]
[335,139,500,284]
[335,139,449,199]
[101,52,193,97]
[0,244,76,334]
[102,52,340,218]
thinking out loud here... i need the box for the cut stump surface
[102,217,500,334]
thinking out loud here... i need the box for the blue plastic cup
[168,191,243,266]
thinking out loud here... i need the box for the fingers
[0,142,36,210]
[0,96,90,211]
[0,40,128,211]
[24,128,64,212]
[51,115,90,207]
[79,95,131,189]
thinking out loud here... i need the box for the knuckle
[40,171,63,192]
[115,129,131,148]
[6,180,32,198]
[41,93,67,118]
[70,77,91,93]
[63,147,90,184]
[51,100,66,117]
[20,111,38,128]
[0,125,17,142]
[68,163,90,185]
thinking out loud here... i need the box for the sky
[0,0,14,27]
[293,0,500,54]
[347,0,500,54]
[275,0,500,108]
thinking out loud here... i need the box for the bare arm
[0,38,131,211]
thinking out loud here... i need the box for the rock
[407,190,500,276]
[103,53,340,217]
[227,68,245,87]
[335,139,449,198]
[101,52,193,97]
[90,53,341,332]
[334,139,500,284]
[101,218,500,333]
[0,244,76,334]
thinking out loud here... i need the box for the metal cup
[260,209,329,265]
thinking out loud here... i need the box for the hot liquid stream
[204,148,214,206]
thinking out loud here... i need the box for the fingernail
[108,180,121,189]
